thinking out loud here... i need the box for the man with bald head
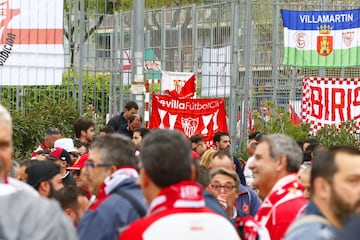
[210,150,261,217]
[210,150,236,171]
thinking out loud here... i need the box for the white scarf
[104,167,139,195]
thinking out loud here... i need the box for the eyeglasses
[210,182,236,192]
[85,161,112,168]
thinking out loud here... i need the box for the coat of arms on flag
[181,117,199,137]
[161,71,196,99]
[342,31,354,47]
[316,25,333,56]
[150,94,228,143]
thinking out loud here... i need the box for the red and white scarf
[148,180,205,215]
[89,167,138,210]
[255,174,304,226]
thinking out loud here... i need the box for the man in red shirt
[119,129,240,240]
[31,127,61,159]
[248,134,307,240]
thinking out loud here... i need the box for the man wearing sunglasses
[77,134,147,240]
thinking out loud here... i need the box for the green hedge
[9,97,79,159]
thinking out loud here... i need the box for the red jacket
[119,181,240,240]
[255,174,307,240]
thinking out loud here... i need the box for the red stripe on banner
[0,29,63,44]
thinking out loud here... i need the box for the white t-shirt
[244,156,254,188]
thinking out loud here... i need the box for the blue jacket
[235,184,261,217]
[284,201,339,240]
[233,155,246,186]
[203,190,230,220]
[107,112,127,132]
[77,178,147,240]
[117,123,132,139]
[337,215,360,240]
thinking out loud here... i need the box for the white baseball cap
[54,138,76,153]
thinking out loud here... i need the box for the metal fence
[2,0,360,149]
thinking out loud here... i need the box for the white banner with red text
[302,77,360,132]
[0,0,64,85]
[150,94,228,145]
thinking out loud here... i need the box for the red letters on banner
[309,85,360,121]
[302,77,360,132]
[150,94,228,145]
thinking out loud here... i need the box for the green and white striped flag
[281,9,360,68]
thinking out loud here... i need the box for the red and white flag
[150,94,228,145]
[302,77,360,132]
[289,100,301,125]
[161,71,196,99]
[0,0,64,85]
[248,109,254,131]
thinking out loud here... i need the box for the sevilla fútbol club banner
[161,71,196,99]
[0,0,64,85]
[302,77,360,132]
[150,94,228,143]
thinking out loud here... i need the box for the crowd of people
[1,100,360,240]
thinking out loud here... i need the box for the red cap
[47,147,71,164]
[67,153,89,170]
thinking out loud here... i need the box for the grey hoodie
[0,184,78,240]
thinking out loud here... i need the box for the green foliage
[9,97,79,159]
[253,102,310,141]
[146,0,202,8]
[316,121,359,147]
[1,71,118,159]
[234,147,249,161]
[250,101,359,152]
[236,102,360,160]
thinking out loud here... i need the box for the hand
[217,193,228,209]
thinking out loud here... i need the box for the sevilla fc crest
[181,117,199,137]
[173,79,186,94]
[317,35,333,56]
[342,32,354,47]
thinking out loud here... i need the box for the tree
[145,0,202,71]
[64,0,133,67]
[64,0,202,68]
